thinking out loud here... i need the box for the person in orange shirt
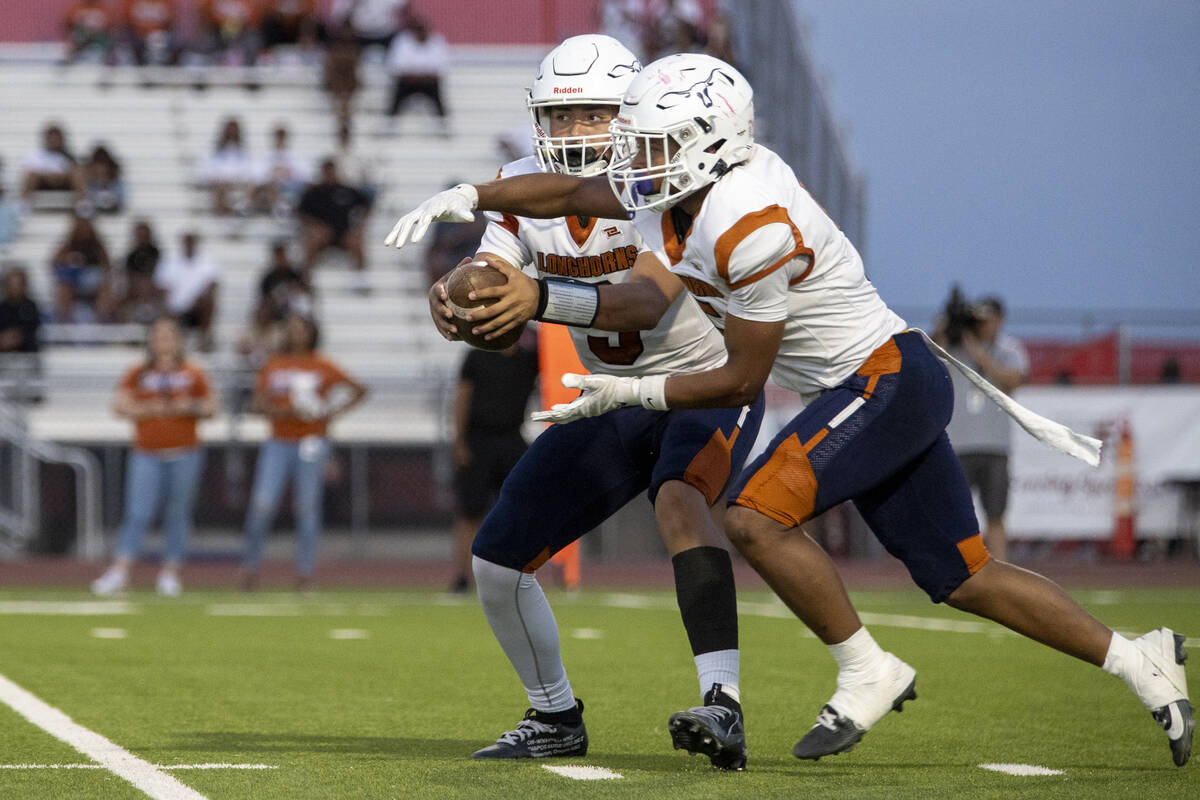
[241,313,367,589]
[93,316,216,596]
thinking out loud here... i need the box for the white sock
[694,649,740,700]
[1101,632,1140,683]
[827,627,887,674]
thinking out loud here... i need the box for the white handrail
[0,402,104,560]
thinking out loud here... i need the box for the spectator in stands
[384,16,449,130]
[0,181,21,252]
[155,232,219,351]
[120,219,165,324]
[81,144,126,215]
[241,313,367,591]
[323,24,362,134]
[50,213,116,321]
[448,329,540,593]
[599,0,648,59]
[195,118,256,216]
[92,316,216,597]
[329,0,407,50]
[252,124,311,218]
[332,119,377,206]
[645,0,705,59]
[705,12,737,67]
[297,158,370,293]
[63,0,115,64]
[21,124,85,208]
[196,0,261,66]
[0,267,39,346]
[255,241,312,331]
[121,0,177,65]
[262,0,319,50]
[938,295,1029,562]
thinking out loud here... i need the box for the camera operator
[935,292,1029,561]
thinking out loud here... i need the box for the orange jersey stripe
[714,204,809,286]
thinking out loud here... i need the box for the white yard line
[0,764,277,770]
[978,762,1064,776]
[541,765,623,780]
[0,672,208,800]
[0,601,134,616]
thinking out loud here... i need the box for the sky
[788,0,1200,333]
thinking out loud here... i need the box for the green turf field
[0,586,1195,799]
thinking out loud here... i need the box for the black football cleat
[793,667,917,761]
[1129,629,1192,767]
[1153,699,1194,767]
[472,700,587,759]
[668,684,748,771]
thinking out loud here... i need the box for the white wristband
[538,278,599,327]
[638,374,669,411]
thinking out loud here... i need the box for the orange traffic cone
[551,540,581,591]
[1110,419,1136,559]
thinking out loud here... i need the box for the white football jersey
[633,144,906,398]
[478,157,727,377]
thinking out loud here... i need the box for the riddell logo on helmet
[553,87,583,94]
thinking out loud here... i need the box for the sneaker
[1130,628,1192,766]
[156,572,181,597]
[793,652,916,760]
[472,700,587,759]
[668,683,747,770]
[91,568,127,596]
[448,575,471,595]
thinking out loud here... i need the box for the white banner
[1009,386,1200,539]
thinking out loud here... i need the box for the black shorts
[454,432,528,519]
[957,452,1010,521]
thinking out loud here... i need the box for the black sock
[672,546,739,656]
[532,699,583,726]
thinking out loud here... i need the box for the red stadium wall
[1,0,718,45]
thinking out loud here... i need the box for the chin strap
[915,329,1102,467]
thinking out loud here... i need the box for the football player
[387,53,1193,767]
[425,36,769,770]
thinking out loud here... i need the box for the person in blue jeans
[93,316,216,596]
[241,314,367,590]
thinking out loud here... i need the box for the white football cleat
[155,572,182,598]
[1129,628,1192,766]
[91,568,127,596]
[794,652,917,759]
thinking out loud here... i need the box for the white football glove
[383,183,479,249]
[530,373,668,425]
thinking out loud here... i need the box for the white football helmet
[608,53,755,213]
[527,34,641,177]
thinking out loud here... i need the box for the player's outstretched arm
[475,173,625,220]
[385,176,625,250]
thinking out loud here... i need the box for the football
[443,260,527,351]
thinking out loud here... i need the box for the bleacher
[0,46,545,444]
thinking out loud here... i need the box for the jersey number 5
[586,331,645,366]
[584,279,644,365]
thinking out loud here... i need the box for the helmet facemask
[530,104,621,177]
[608,117,721,213]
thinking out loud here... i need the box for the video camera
[942,285,985,347]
